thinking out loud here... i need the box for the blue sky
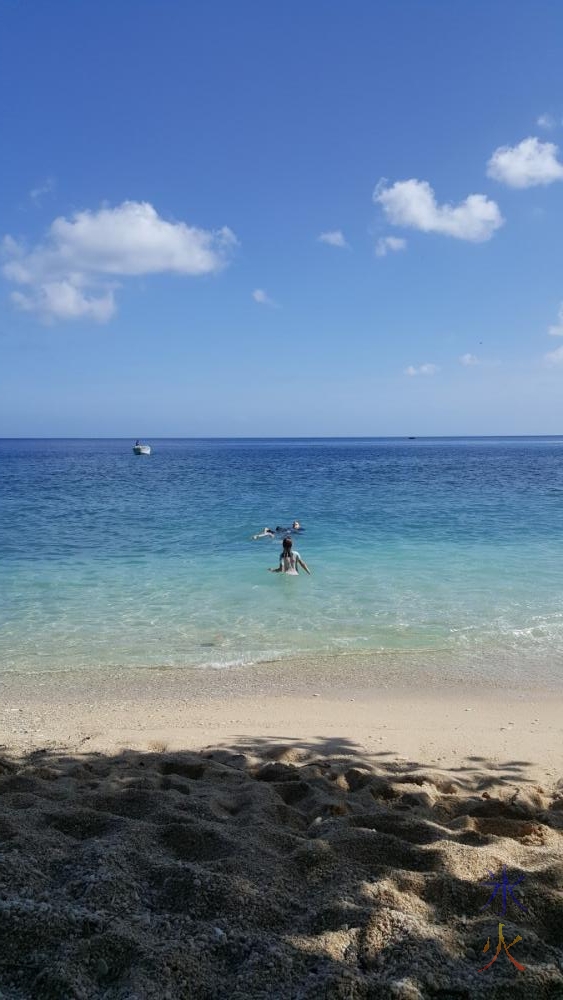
[1,1,563,436]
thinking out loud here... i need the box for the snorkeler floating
[251,520,303,540]
[251,527,276,539]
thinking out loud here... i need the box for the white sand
[3,658,562,783]
[1,658,562,998]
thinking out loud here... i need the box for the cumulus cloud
[487,137,563,188]
[459,353,480,366]
[375,235,407,257]
[537,113,556,130]
[545,345,563,365]
[404,363,439,376]
[11,283,115,322]
[2,201,237,323]
[373,179,503,242]
[548,303,563,336]
[317,230,349,249]
[252,288,278,307]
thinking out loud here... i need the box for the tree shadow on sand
[0,738,562,999]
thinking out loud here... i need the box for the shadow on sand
[0,736,562,999]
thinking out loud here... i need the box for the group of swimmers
[251,520,302,539]
[251,520,311,576]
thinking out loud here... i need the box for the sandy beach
[1,657,562,999]
[5,0,563,994]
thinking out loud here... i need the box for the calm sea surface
[1,438,563,681]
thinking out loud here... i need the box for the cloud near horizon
[252,288,278,307]
[537,113,557,130]
[548,303,563,336]
[545,345,563,365]
[29,177,55,205]
[405,363,439,376]
[459,353,480,366]
[2,201,237,322]
[373,179,503,242]
[487,137,563,188]
[375,235,406,257]
[317,230,349,249]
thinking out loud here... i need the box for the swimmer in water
[269,536,311,575]
[273,520,303,534]
[252,527,276,540]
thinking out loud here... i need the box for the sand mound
[0,741,562,999]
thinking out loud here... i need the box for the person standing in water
[269,536,311,575]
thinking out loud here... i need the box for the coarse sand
[0,659,562,999]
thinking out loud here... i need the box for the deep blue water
[1,437,563,678]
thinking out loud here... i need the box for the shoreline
[3,642,563,689]
[3,638,563,684]
[2,654,562,786]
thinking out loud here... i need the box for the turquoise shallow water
[1,437,563,679]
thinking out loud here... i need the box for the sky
[1,1,563,436]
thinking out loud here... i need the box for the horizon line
[2,434,563,441]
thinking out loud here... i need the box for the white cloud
[537,113,556,130]
[2,201,237,323]
[11,283,115,323]
[318,230,349,249]
[405,363,439,376]
[545,345,563,365]
[29,177,55,204]
[487,136,563,188]
[252,288,278,307]
[375,235,407,257]
[548,303,563,336]
[459,353,480,366]
[373,179,503,242]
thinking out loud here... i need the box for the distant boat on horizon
[133,441,151,455]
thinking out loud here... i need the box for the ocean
[1,437,563,682]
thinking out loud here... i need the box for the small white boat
[133,442,151,455]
